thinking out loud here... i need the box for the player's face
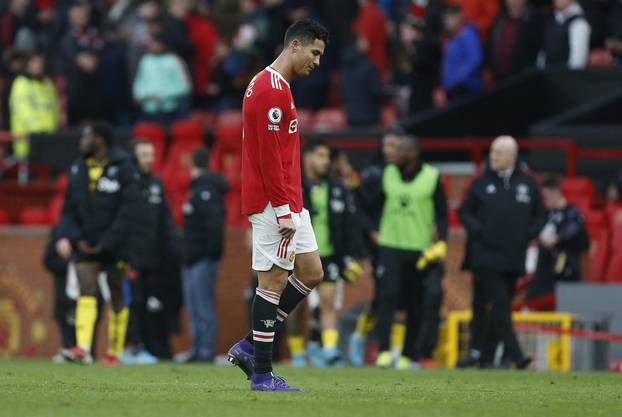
[489,143,516,171]
[310,146,331,177]
[135,142,155,174]
[542,188,562,210]
[79,126,98,156]
[292,38,325,76]
[382,134,399,165]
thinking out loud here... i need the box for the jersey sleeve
[254,89,291,216]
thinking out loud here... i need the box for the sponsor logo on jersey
[288,119,298,134]
[97,177,120,193]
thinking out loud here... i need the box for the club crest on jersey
[261,319,276,328]
[268,107,282,123]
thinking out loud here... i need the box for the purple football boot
[227,339,255,379]
[250,372,303,392]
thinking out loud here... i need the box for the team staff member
[181,147,229,362]
[526,174,589,303]
[362,134,448,369]
[125,139,178,362]
[458,135,546,369]
[295,140,363,366]
[57,122,141,365]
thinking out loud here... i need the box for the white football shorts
[249,203,318,271]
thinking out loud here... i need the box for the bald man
[458,136,546,369]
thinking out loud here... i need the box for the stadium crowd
[2,0,622,147]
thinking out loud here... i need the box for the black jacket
[43,225,68,277]
[527,204,590,299]
[340,49,383,127]
[302,175,364,265]
[459,166,546,276]
[488,8,545,81]
[132,173,178,270]
[58,147,142,260]
[182,172,229,264]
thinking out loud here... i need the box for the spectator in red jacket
[456,0,500,40]
[353,0,390,78]
[186,0,218,108]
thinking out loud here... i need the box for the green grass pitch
[1,359,620,417]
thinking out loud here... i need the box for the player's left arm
[99,161,142,255]
[255,89,292,219]
[417,175,449,270]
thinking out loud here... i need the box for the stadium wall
[0,227,470,358]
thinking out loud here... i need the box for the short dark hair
[192,147,210,169]
[89,121,114,146]
[284,18,329,46]
[397,134,420,151]
[541,174,562,190]
[303,138,330,154]
[130,138,152,153]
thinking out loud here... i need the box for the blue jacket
[442,24,483,93]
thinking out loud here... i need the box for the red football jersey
[241,66,302,216]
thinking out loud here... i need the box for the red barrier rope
[513,322,622,343]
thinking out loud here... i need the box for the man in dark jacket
[488,0,545,82]
[341,33,384,127]
[360,133,448,369]
[57,121,141,365]
[526,174,589,303]
[124,139,178,362]
[294,140,363,366]
[43,224,75,353]
[180,147,229,362]
[458,135,546,369]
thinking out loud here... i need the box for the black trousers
[470,269,525,363]
[126,269,172,358]
[375,247,443,359]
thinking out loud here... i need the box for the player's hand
[370,230,380,245]
[56,238,72,259]
[77,240,102,255]
[343,257,364,283]
[416,240,447,270]
[277,215,296,239]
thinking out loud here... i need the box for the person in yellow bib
[9,52,59,160]
[363,133,448,369]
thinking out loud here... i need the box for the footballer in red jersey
[228,18,328,392]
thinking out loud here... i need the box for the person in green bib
[288,140,364,366]
[364,133,448,368]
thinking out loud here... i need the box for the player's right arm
[252,89,296,238]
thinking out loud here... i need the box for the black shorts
[320,256,342,284]
[72,252,130,273]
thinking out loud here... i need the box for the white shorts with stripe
[249,203,318,272]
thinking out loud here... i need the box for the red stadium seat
[19,207,50,225]
[217,110,243,128]
[606,203,622,254]
[163,140,202,193]
[588,227,609,282]
[0,208,10,225]
[170,119,204,143]
[188,110,216,129]
[55,173,69,193]
[49,194,64,224]
[562,177,594,202]
[313,108,347,132]
[605,250,622,283]
[133,123,167,174]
